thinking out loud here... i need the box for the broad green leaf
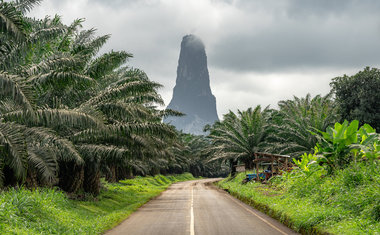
[346,120,359,144]
[360,133,376,146]
[361,124,375,134]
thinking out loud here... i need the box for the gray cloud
[28,0,380,118]
[209,0,380,72]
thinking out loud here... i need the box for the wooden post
[276,159,278,174]
[285,157,288,171]
[255,153,259,181]
[271,156,274,178]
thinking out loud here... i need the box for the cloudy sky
[28,0,380,118]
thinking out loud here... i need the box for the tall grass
[218,162,380,234]
[0,173,195,234]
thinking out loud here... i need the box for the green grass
[0,173,195,234]
[217,162,380,235]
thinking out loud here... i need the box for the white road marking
[190,186,195,235]
[224,193,288,235]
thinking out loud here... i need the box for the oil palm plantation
[0,0,181,195]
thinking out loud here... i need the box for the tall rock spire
[164,35,219,135]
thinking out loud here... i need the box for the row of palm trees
[0,0,194,195]
[205,94,339,174]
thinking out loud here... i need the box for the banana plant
[314,120,379,173]
[352,124,379,161]
[293,153,321,177]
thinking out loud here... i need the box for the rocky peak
[164,35,219,135]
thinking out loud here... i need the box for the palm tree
[0,2,82,187]
[166,133,229,177]
[0,1,182,195]
[269,93,339,157]
[207,106,271,175]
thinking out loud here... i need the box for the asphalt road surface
[106,179,298,235]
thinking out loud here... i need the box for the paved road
[106,179,298,235]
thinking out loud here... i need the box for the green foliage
[0,173,195,234]
[292,153,322,178]
[270,93,338,157]
[0,0,188,194]
[331,67,380,130]
[355,124,380,161]
[1,3,378,235]
[0,1,28,41]
[218,162,380,234]
[218,121,379,234]
[171,133,229,177]
[314,120,379,173]
[207,106,271,174]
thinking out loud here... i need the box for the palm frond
[0,122,27,179]
[24,53,83,76]
[82,80,162,106]
[160,109,185,118]
[15,0,42,13]
[28,71,94,87]
[73,34,110,58]
[25,127,83,165]
[77,144,131,164]
[0,71,34,112]
[28,145,58,185]
[2,108,104,131]
[86,51,132,80]
[0,1,26,41]
[57,18,84,51]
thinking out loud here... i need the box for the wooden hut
[251,152,292,181]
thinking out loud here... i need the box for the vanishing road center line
[190,186,195,235]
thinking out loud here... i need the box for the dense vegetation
[0,1,379,234]
[218,161,379,234]
[0,0,219,196]
[218,120,379,234]
[331,67,380,130]
[0,173,195,234]
[204,93,340,173]
[1,0,377,190]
